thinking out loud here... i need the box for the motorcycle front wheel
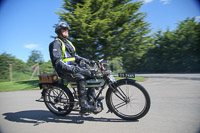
[106,79,151,120]
[43,84,74,116]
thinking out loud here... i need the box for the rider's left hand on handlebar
[89,60,96,66]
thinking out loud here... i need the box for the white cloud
[142,0,153,4]
[195,16,200,22]
[24,44,38,49]
[160,0,171,5]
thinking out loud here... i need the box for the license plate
[118,73,135,78]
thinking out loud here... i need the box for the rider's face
[61,28,68,38]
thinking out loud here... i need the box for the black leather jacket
[49,37,88,77]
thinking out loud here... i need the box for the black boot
[87,88,96,105]
[88,88,96,98]
[77,80,96,112]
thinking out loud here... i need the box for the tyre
[43,84,74,116]
[106,79,151,120]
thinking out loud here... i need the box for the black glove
[72,66,81,73]
[89,60,96,66]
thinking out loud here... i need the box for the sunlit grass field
[0,80,39,92]
[0,76,144,92]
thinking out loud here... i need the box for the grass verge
[114,76,144,82]
[0,77,145,92]
[0,80,39,92]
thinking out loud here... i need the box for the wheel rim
[44,87,71,115]
[110,84,147,118]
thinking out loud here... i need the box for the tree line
[0,51,54,82]
[0,0,199,81]
[123,18,200,73]
[57,0,200,73]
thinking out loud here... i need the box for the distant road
[136,73,200,80]
[0,74,200,133]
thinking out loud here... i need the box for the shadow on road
[2,110,138,126]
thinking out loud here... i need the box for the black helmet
[55,22,70,34]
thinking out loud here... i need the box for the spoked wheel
[44,85,74,116]
[106,79,150,120]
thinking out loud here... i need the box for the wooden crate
[38,73,58,83]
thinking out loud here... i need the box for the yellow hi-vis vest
[56,38,76,63]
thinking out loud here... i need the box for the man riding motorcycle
[49,22,96,112]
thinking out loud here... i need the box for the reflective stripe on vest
[56,38,76,62]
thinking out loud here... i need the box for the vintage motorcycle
[38,60,150,120]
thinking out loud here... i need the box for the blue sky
[0,0,199,63]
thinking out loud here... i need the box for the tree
[56,0,151,60]
[27,50,44,66]
[0,53,30,81]
[140,18,200,72]
[40,61,55,74]
[0,53,11,80]
[109,57,124,73]
[174,18,200,72]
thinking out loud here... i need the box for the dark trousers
[62,70,93,98]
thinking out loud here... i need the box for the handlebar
[80,59,108,72]
[95,59,106,71]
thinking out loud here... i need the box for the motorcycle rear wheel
[106,80,151,120]
[43,84,74,116]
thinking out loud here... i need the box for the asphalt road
[0,74,200,133]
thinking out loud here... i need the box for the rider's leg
[87,88,96,105]
[77,80,96,112]
[74,73,96,112]
[87,88,96,98]
[62,70,96,112]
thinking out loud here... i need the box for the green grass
[114,76,145,82]
[0,77,145,92]
[0,80,40,92]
